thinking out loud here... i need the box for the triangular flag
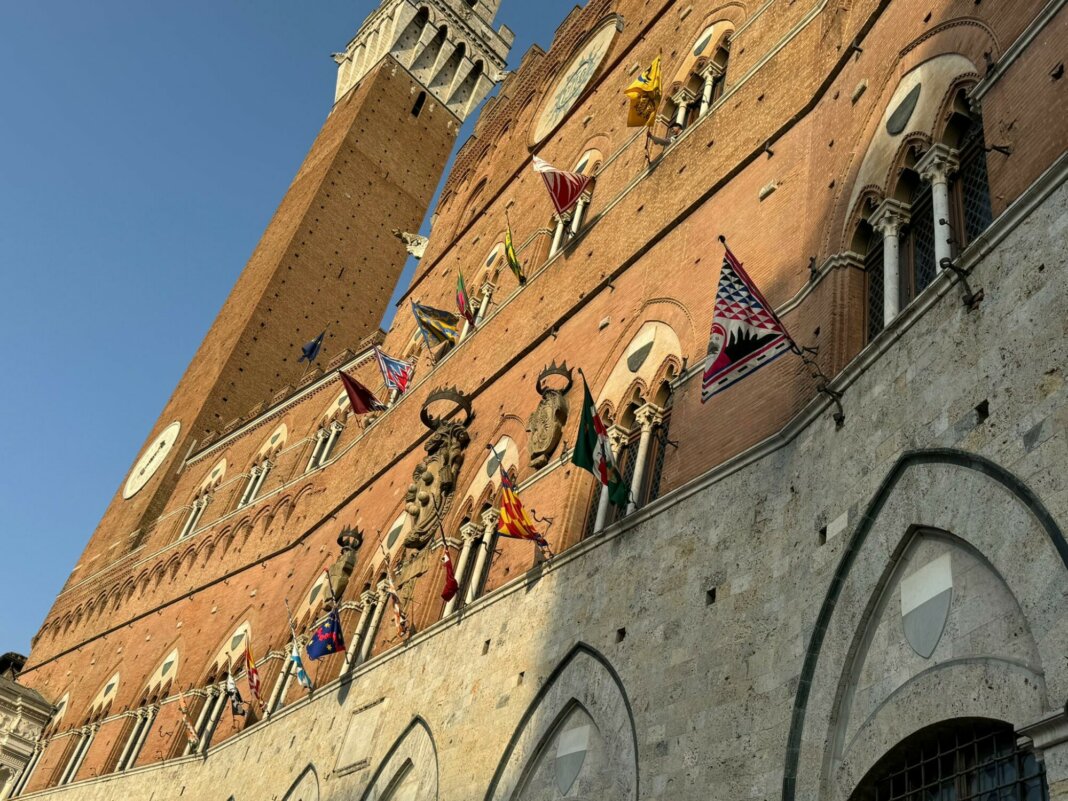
[339,370,386,414]
[532,156,591,216]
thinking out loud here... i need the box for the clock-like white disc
[123,421,181,499]
[533,19,619,143]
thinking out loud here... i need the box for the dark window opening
[411,91,427,117]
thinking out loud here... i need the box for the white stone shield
[554,724,590,795]
[899,553,953,659]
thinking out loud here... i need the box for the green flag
[572,376,629,507]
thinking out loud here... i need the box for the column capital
[374,581,390,600]
[698,60,725,81]
[1019,708,1068,760]
[329,420,345,433]
[479,281,496,299]
[460,521,482,542]
[869,198,911,237]
[552,211,573,224]
[915,143,960,185]
[480,508,501,529]
[359,589,378,606]
[671,87,698,106]
[606,424,628,452]
[634,403,665,431]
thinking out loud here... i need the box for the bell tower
[65,3,513,578]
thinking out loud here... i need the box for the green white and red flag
[456,272,476,326]
[571,375,628,507]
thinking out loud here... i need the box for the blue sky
[0,1,573,655]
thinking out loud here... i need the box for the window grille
[643,413,672,506]
[851,719,1048,801]
[956,124,993,247]
[907,184,937,295]
[866,235,886,343]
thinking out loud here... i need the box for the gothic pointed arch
[783,449,1068,801]
[485,643,638,801]
[281,763,319,801]
[358,717,438,801]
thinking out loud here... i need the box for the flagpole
[716,236,845,425]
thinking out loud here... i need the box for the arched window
[849,718,1048,801]
[306,393,349,473]
[564,149,603,240]
[666,22,733,131]
[111,650,177,773]
[239,424,287,508]
[178,458,226,540]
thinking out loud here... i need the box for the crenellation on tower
[332,0,512,118]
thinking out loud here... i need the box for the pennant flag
[374,346,415,394]
[532,156,591,216]
[504,226,527,286]
[290,642,313,692]
[411,300,460,347]
[494,460,546,545]
[225,670,245,717]
[456,272,477,327]
[624,55,662,127]
[339,370,386,414]
[243,641,262,707]
[306,608,345,660]
[298,331,325,363]
[572,376,629,507]
[440,544,459,602]
[177,692,200,747]
[701,245,792,401]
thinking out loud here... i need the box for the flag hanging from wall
[306,608,345,660]
[379,547,411,639]
[440,544,458,602]
[572,376,629,507]
[411,300,460,347]
[456,272,477,326]
[298,331,325,363]
[532,156,591,216]
[374,346,415,394]
[701,245,792,401]
[624,55,662,127]
[339,370,386,414]
[290,642,314,692]
[504,226,527,286]
[177,692,200,747]
[495,460,546,545]
[243,641,262,707]
[225,670,246,717]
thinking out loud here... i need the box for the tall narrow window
[238,460,271,508]
[864,227,886,342]
[952,121,994,248]
[903,180,936,297]
[411,90,426,117]
[178,495,209,539]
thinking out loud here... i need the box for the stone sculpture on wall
[391,229,429,260]
[324,526,364,608]
[404,388,473,550]
[527,362,573,469]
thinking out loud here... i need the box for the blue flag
[290,642,313,691]
[306,608,345,660]
[299,332,325,363]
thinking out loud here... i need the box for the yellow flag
[624,56,662,127]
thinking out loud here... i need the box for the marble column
[465,509,500,604]
[627,404,664,514]
[352,589,381,667]
[569,192,592,236]
[444,523,480,616]
[356,586,387,664]
[549,214,570,258]
[698,63,724,116]
[671,88,697,126]
[593,425,628,534]
[869,198,911,328]
[916,143,961,272]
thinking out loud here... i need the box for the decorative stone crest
[527,362,573,468]
[324,525,364,609]
[404,388,473,550]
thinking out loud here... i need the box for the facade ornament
[391,229,429,260]
[527,362,573,468]
[324,525,364,609]
[404,389,474,550]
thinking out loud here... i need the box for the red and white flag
[440,546,458,602]
[532,156,591,216]
[243,641,262,707]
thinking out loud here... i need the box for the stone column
[444,523,480,616]
[356,586,387,664]
[305,429,328,472]
[569,192,592,235]
[869,199,911,328]
[345,590,377,670]
[475,282,494,324]
[671,88,696,126]
[323,421,344,461]
[916,144,960,272]
[627,404,664,514]
[465,509,500,604]
[593,425,628,534]
[549,214,570,258]
[698,63,724,116]
[201,688,225,753]
[1020,709,1068,801]
[126,707,155,768]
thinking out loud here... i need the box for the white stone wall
[18,164,1068,801]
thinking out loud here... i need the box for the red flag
[440,547,458,601]
[532,156,591,215]
[339,370,386,414]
